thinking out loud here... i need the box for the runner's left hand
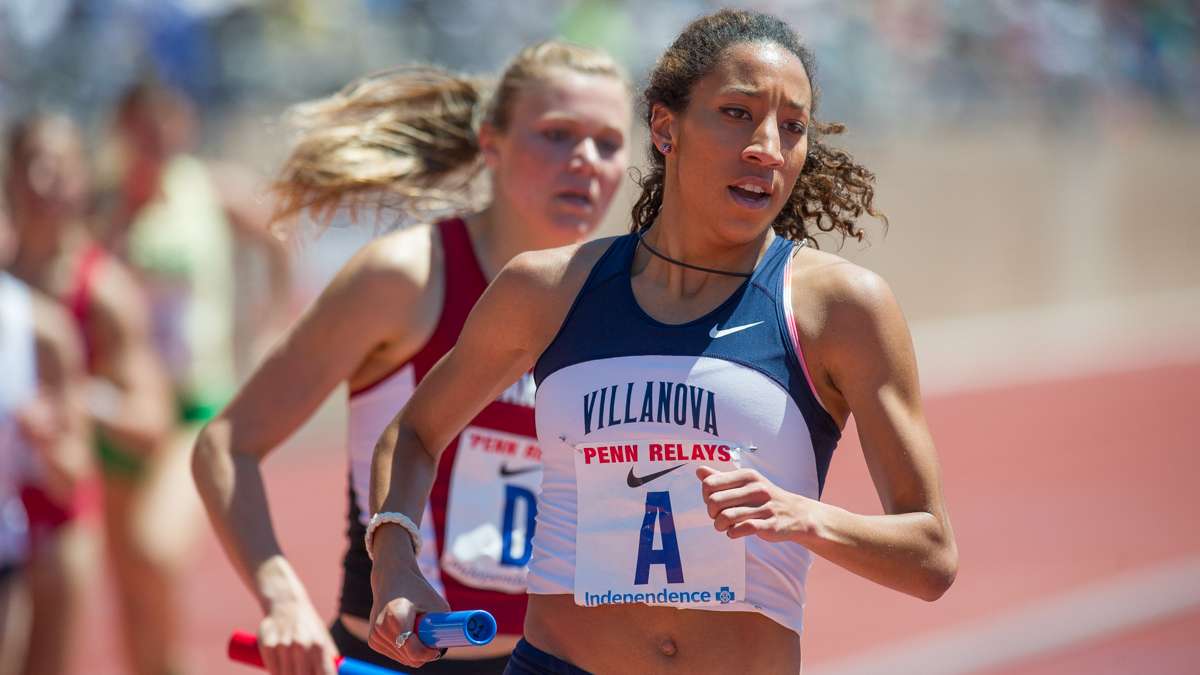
[697,466,817,542]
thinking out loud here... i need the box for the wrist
[365,511,422,560]
[254,555,309,612]
[789,494,829,546]
[369,522,422,570]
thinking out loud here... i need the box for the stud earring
[661,142,672,154]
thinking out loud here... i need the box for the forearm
[192,422,307,612]
[802,500,957,601]
[369,417,439,519]
[365,416,440,585]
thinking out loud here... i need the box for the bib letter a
[634,491,684,585]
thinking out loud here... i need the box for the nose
[741,118,784,168]
[567,138,600,176]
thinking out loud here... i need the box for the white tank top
[345,365,443,591]
[0,272,37,566]
[529,234,841,637]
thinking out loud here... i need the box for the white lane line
[808,556,1200,675]
[911,287,1200,396]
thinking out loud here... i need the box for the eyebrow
[720,85,808,112]
[538,114,627,136]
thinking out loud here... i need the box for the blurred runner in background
[1,203,90,675]
[3,114,160,675]
[83,79,291,675]
[193,40,632,675]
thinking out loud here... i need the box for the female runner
[366,10,957,674]
[0,205,89,675]
[193,41,632,674]
[4,114,173,675]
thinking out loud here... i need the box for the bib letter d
[501,485,537,566]
[634,491,684,585]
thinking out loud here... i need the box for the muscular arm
[797,266,957,600]
[87,260,173,455]
[366,241,606,664]
[192,230,434,613]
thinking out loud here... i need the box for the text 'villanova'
[583,381,718,436]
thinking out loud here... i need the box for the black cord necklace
[635,227,754,278]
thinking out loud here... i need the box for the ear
[648,103,676,156]
[477,121,502,171]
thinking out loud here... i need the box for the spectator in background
[86,78,289,675]
[5,113,174,675]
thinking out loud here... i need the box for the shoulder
[789,246,909,361]
[472,236,620,346]
[502,235,619,298]
[330,223,439,301]
[791,246,898,317]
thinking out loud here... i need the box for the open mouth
[728,180,772,209]
[554,189,595,210]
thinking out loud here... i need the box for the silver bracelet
[365,511,422,560]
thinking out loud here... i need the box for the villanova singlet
[530,231,840,636]
[340,218,538,636]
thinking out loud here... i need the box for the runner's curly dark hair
[632,9,886,247]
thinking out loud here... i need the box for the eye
[541,128,571,143]
[720,107,751,121]
[597,137,623,155]
[784,120,807,135]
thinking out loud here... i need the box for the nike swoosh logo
[499,464,541,477]
[626,463,687,488]
[709,321,764,339]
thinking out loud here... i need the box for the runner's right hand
[367,527,451,667]
[257,596,340,675]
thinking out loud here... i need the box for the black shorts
[0,561,20,587]
[329,616,510,674]
[502,639,591,675]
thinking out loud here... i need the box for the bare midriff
[523,594,802,674]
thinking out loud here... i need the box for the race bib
[573,440,746,609]
[441,426,542,593]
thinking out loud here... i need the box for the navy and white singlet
[530,231,840,636]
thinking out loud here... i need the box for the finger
[292,642,315,675]
[698,467,758,497]
[713,505,770,532]
[296,642,321,675]
[275,642,297,675]
[368,605,408,663]
[400,635,443,665]
[258,626,283,675]
[703,483,768,517]
[319,641,339,675]
[727,518,770,539]
[289,644,309,675]
[261,645,283,675]
[374,599,427,666]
